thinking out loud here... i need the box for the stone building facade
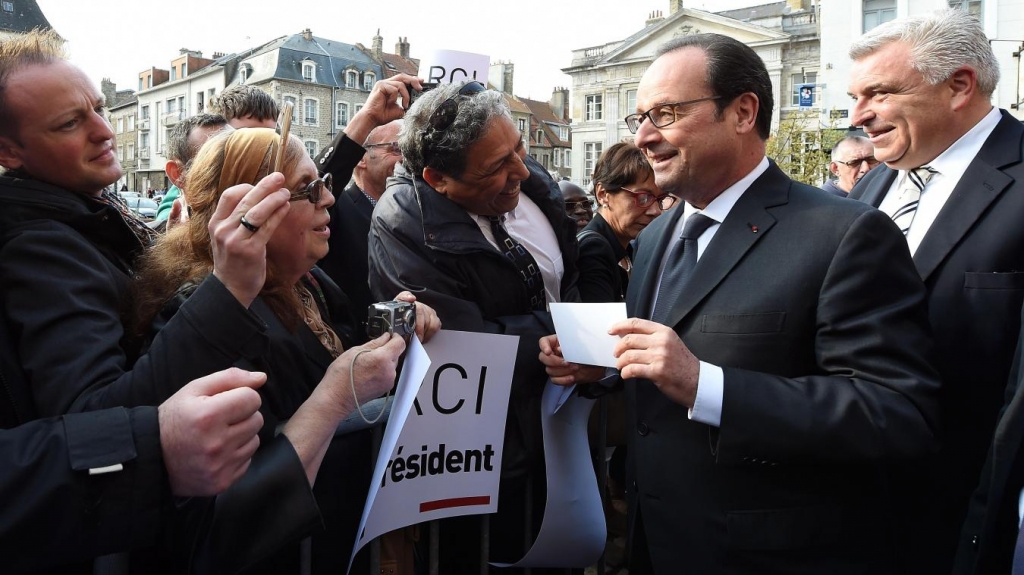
[562,0,818,187]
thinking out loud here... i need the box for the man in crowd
[209,84,279,129]
[558,179,594,231]
[367,80,579,572]
[541,33,939,574]
[847,10,1024,572]
[822,134,877,196]
[317,119,403,315]
[155,113,228,223]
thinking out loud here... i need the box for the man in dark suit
[954,304,1024,574]
[846,11,1024,572]
[541,33,939,574]
[318,119,403,317]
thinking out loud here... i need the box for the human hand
[538,334,606,386]
[210,173,291,308]
[394,291,441,343]
[609,318,700,407]
[345,74,423,144]
[158,368,266,497]
[318,333,406,420]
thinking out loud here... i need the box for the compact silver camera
[366,301,416,340]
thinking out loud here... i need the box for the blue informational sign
[798,84,815,108]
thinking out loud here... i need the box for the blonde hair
[0,28,65,137]
[133,128,306,336]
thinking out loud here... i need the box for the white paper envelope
[549,302,626,368]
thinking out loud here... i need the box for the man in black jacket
[368,81,579,572]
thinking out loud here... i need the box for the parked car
[125,197,158,220]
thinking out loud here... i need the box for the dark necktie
[885,166,937,235]
[650,213,716,324]
[488,215,547,311]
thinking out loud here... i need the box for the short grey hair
[849,9,999,97]
[398,82,512,179]
[831,135,872,161]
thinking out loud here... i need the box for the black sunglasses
[289,173,333,204]
[427,81,487,133]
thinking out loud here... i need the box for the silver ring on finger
[239,214,260,233]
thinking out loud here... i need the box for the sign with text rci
[350,330,518,567]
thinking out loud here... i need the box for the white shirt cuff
[688,361,724,428]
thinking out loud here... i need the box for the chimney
[212,51,225,59]
[669,0,683,14]
[549,87,570,121]
[395,37,410,59]
[179,48,202,58]
[646,10,665,26]
[786,0,808,10]
[502,62,514,96]
[301,28,313,42]
[101,79,117,106]
[372,29,383,58]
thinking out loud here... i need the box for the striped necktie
[887,166,937,235]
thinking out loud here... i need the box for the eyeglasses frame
[624,96,722,134]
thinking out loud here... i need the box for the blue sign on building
[798,84,815,108]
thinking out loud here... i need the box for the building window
[625,89,637,116]
[948,0,982,16]
[141,105,149,120]
[127,115,135,131]
[1,2,13,12]
[336,102,349,129]
[305,140,318,158]
[585,94,603,121]
[196,91,205,113]
[583,142,602,186]
[790,72,817,106]
[363,72,376,91]
[141,132,150,150]
[355,104,363,113]
[863,0,896,32]
[559,126,569,140]
[346,70,358,89]
[536,129,544,144]
[304,98,318,125]
[127,144,134,160]
[170,67,177,82]
[518,118,527,132]
[284,96,298,122]
[554,149,561,168]
[302,61,316,83]
[116,117,124,133]
[565,149,571,166]
[240,66,249,84]
[117,146,123,162]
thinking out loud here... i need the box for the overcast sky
[37,0,759,100]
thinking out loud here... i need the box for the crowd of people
[1,7,1023,575]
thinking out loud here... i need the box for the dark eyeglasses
[624,96,721,134]
[566,199,593,211]
[366,141,401,155]
[427,81,487,134]
[836,156,879,168]
[289,173,332,204]
[619,186,677,210]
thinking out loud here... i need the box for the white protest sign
[350,330,518,568]
[416,49,489,86]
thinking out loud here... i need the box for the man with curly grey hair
[368,80,580,572]
[847,9,1024,574]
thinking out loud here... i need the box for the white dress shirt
[877,106,1001,255]
[470,193,564,306]
[651,157,770,428]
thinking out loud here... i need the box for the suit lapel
[854,166,897,208]
[914,113,1023,283]
[658,167,785,328]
